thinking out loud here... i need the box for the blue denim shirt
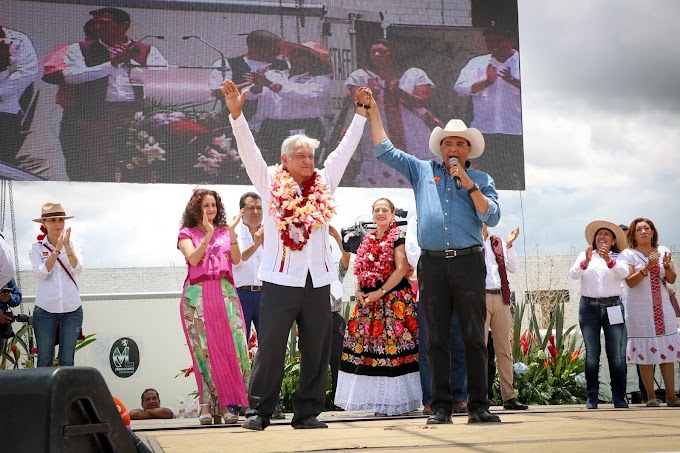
[375,138,500,250]
[2,277,22,308]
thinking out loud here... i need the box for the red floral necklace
[269,165,336,251]
[353,225,399,288]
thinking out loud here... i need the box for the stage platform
[131,404,680,452]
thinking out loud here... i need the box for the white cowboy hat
[584,220,627,252]
[33,202,74,222]
[428,119,485,159]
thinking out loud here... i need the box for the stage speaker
[0,366,136,453]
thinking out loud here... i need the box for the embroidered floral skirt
[335,283,421,414]
[181,277,251,407]
[625,291,680,365]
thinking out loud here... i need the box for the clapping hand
[584,245,593,266]
[220,80,248,119]
[648,250,660,268]
[485,64,498,84]
[202,211,215,236]
[253,225,264,247]
[228,210,243,231]
[506,227,520,248]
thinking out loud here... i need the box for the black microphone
[448,157,462,190]
[136,35,165,42]
[183,35,227,80]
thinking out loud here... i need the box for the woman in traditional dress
[345,39,440,188]
[620,217,680,407]
[178,189,250,424]
[334,198,421,415]
[569,220,630,409]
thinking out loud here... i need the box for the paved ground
[132,404,680,452]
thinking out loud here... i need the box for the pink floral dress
[178,226,251,408]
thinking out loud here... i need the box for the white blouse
[570,251,630,298]
[29,238,83,313]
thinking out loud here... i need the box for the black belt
[421,246,483,259]
[583,296,619,305]
[238,285,262,292]
[486,289,502,294]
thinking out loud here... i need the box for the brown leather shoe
[422,404,433,416]
[453,400,468,413]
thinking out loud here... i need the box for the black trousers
[329,312,346,405]
[0,112,22,165]
[418,251,489,414]
[246,274,331,425]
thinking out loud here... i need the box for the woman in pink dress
[178,189,250,424]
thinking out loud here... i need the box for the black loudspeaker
[0,366,136,453]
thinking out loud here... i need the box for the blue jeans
[33,306,83,367]
[418,298,468,404]
[578,297,627,399]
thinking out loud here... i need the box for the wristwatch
[467,183,480,195]
[381,288,387,295]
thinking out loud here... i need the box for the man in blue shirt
[362,95,501,424]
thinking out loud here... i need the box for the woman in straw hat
[620,218,680,408]
[28,202,83,367]
[251,40,331,164]
[570,220,631,409]
[177,189,249,425]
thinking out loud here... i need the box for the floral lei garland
[353,225,399,288]
[269,164,336,251]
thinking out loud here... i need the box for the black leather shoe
[426,409,452,425]
[292,416,328,429]
[468,410,501,423]
[272,408,286,419]
[503,398,528,410]
[242,415,269,431]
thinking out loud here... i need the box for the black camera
[0,306,30,339]
[341,208,409,254]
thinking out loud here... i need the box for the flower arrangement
[353,226,400,288]
[121,100,247,183]
[507,301,587,405]
[269,166,336,251]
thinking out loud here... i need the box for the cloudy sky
[5,0,680,270]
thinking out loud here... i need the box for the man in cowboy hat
[363,95,501,425]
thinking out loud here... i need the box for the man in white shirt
[62,7,167,181]
[405,217,469,415]
[454,26,523,190]
[0,25,39,166]
[482,223,527,410]
[221,79,369,431]
[208,30,288,121]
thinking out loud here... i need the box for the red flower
[371,320,384,338]
[549,333,555,347]
[31,347,38,355]
[11,345,18,357]
[249,332,257,350]
[184,365,194,377]
[405,315,417,333]
[520,339,529,355]
[169,119,209,136]
[348,320,359,335]
[547,344,557,359]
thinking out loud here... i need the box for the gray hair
[281,134,320,157]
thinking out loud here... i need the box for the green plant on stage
[1,325,96,369]
[510,301,587,405]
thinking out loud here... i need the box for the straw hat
[33,202,74,222]
[428,119,485,159]
[279,41,331,74]
[584,220,626,251]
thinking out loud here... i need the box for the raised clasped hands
[663,252,673,269]
[354,87,374,115]
[220,80,248,119]
[55,227,70,251]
